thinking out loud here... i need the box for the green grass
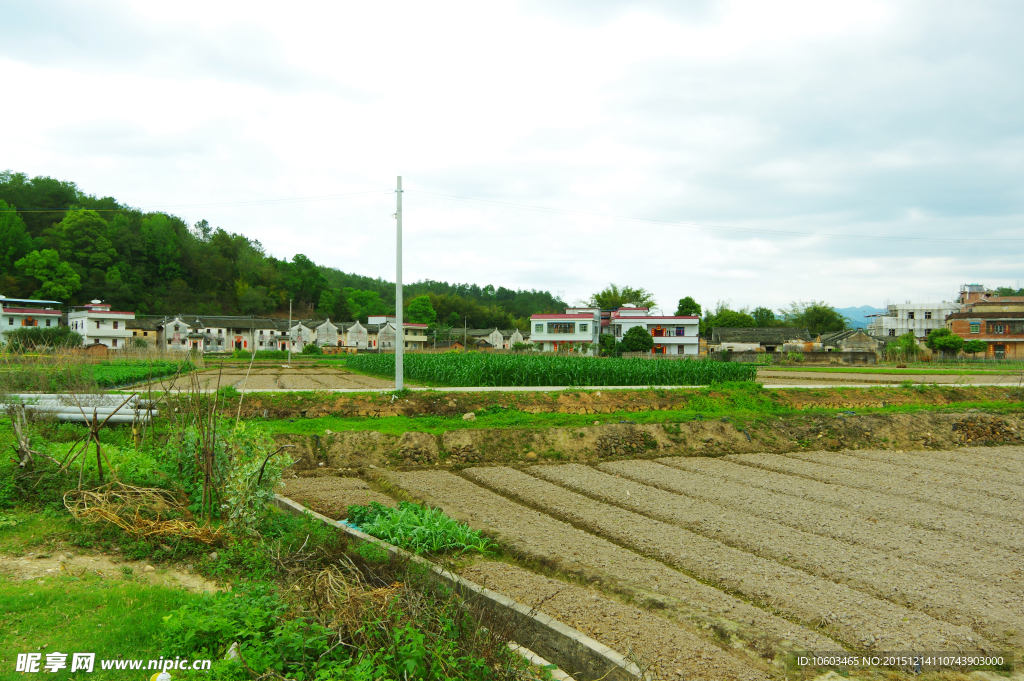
[348,353,757,387]
[0,573,199,680]
[347,501,495,555]
[760,365,1018,375]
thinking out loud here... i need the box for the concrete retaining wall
[272,494,646,681]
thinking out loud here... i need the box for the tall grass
[347,352,757,386]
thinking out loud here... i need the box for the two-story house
[68,300,134,349]
[1,295,63,342]
[609,307,700,355]
[529,312,597,353]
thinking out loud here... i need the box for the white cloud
[2,0,1022,312]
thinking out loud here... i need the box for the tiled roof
[711,327,812,343]
[530,314,594,319]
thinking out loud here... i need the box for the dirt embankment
[220,385,1020,420]
[276,410,1024,474]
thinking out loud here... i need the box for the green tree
[0,171,80,237]
[0,199,34,275]
[317,288,337,317]
[700,302,757,336]
[752,306,778,326]
[406,295,438,325]
[885,332,920,360]
[281,254,328,307]
[332,289,354,321]
[620,325,654,352]
[675,296,701,316]
[925,328,965,356]
[781,301,848,335]
[14,249,81,300]
[588,284,656,309]
[598,333,618,356]
[347,288,392,322]
[964,339,987,356]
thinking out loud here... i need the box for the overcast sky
[3,0,1022,312]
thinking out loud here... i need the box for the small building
[343,321,369,348]
[127,317,159,346]
[0,295,63,342]
[434,339,465,351]
[710,328,812,353]
[290,322,314,351]
[315,319,339,347]
[866,302,960,339]
[68,300,134,349]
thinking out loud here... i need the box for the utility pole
[464,317,467,352]
[395,176,404,390]
[288,299,292,364]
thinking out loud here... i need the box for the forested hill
[0,171,564,329]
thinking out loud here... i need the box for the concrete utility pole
[288,299,292,364]
[395,176,404,390]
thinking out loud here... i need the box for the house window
[206,329,211,333]
[888,329,896,336]
[907,311,915,320]
[46,319,51,327]
[167,339,171,345]
[970,322,980,333]
[7,318,12,326]
[112,338,117,347]
[579,324,588,332]
[95,321,101,329]
[924,311,932,320]
[144,331,148,337]
[988,323,1005,334]
[113,321,118,329]
[547,322,575,334]
[535,324,543,333]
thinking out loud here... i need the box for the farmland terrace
[284,446,1024,679]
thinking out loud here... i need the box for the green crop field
[347,353,757,387]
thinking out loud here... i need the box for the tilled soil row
[659,457,1024,554]
[459,561,769,681]
[521,463,1024,648]
[601,460,1024,597]
[780,448,1024,501]
[386,470,839,659]
[732,453,1024,523]
[842,445,1024,479]
[462,466,987,653]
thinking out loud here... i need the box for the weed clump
[347,501,495,556]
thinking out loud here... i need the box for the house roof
[127,318,158,331]
[434,340,464,348]
[531,314,594,320]
[948,311,1024,319]
[611,314,699,320]
[711,327,812,343]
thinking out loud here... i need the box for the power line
[405,189,1024,243]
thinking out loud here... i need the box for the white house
[0,295,63,343]
[315,319,339,347]
[68,300,134,349]
[866,302,960,339]
[609,308,700,355]
[290,322,314,351]
[530,312,597,353]
[344,321,369,348]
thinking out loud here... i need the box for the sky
[2,0,1023,313]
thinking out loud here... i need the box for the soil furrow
[840,445,1024,479]
[462,466,988,653]
[524,463,1024,647]
[778,449,1024,503]
[387,470,838,659]
[657,456,1024,553]
[730,453,1024,523]
[459,561,769,681]
[600,459,1024,596]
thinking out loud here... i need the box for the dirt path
[518,463,1024,648]
[460,561,769,681]
[732,452,1024,522]
[0,551,218,593]
[386,469,839,660]
[463,466,989,652]
[659,456,1024,553]
[601,459,1024,597]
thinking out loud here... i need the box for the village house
[711,327,812,353]
[126,317,159,346]
[68,300,135,349]
[947,300,1024,359]
[610,307,700,355]
[0,295,63,342]
[341,321,369,348]
[529,312,597,353]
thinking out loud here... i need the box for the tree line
[0,171,565,330]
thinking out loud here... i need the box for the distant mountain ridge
[836,305,886,329]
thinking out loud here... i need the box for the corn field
[347,353,757,386]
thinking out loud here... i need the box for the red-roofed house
[0,295,63,343]
[530,308,600,353]
[68,300,135,349]
[610,308,700,355]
